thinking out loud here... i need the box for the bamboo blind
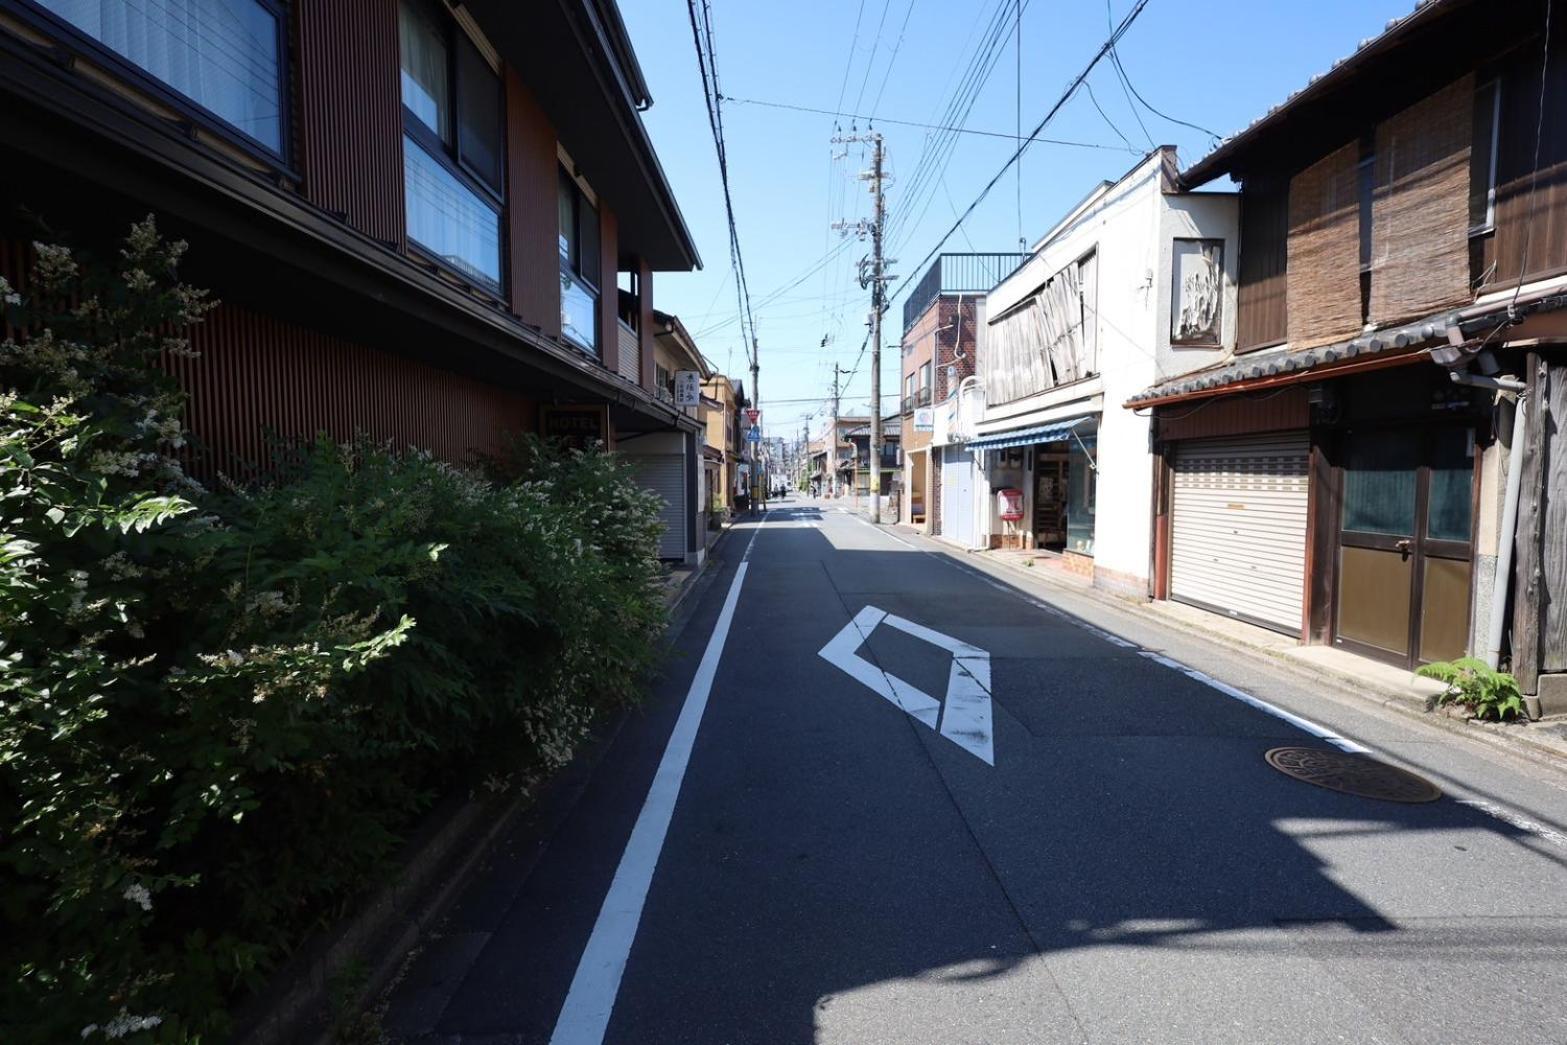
[1287,142,1362,349]
[1370,74,1474,322]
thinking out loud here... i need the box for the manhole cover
[1264,747,1442,803]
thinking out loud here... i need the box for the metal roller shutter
[1170,432,1309,634]
[629,454,687,560]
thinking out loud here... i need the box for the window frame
[398,0,506,295]
[1469,77,1502,236]
[14,0,294,170]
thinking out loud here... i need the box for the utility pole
[751,337,761,509]
[831,364,845,498]
[832,130,893,521]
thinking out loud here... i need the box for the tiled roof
[1181,0,1451,186]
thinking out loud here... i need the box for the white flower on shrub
[122,882,152,911]
[80,1010,162,1039]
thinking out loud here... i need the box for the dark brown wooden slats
[1155,386,1310,442]
[296,0,405,248]
[1287,142,1363,349]
[1494,26,1567,288]
[599,206,619,372]
[1370,74,1474,323]
[1236,176,1289,353]
[168,303,534,481]
[505,68,561,335]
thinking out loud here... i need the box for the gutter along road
[385,500,1567,1045]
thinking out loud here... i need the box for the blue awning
[967,415,1095,451]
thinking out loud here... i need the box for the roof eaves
[1179,0,1457,188]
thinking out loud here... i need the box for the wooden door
[1334,426,1475,666]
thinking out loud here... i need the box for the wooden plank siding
[1236,176,1289,352]
[1492,22,1567,289]
[505,68,561,336]
[169,303,536,480]
[295,0,406,249]
[599,206,620,374]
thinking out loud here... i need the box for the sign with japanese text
[675,371,701,406]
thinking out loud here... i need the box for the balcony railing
[901,252,1029,334]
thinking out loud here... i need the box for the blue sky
[621,0,1416,439]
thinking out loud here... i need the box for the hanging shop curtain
[1370,74,1474,323]
[1287,141,1362,349]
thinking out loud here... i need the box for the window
[1470,78,1501,233]
[559,167,601,354]
[399,0,504,294]
[35,0,285,153]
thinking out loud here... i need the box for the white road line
[549,513,766,1045]
[1457,798,1567,850]
[1137,651,1370,754]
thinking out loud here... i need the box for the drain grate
[1264,747,1442,804]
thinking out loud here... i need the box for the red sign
[998,488,1025,522]
[745,408,760,425]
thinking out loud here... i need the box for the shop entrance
[1034,452,1069,549]
[1334,426,1475,667]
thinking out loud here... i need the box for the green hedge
[0,220,669,1041]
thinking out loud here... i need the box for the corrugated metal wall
[505,68,560,334]
[169,303,535,479]
[296,0,405,248]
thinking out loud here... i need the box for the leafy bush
[0,220,668,1041]
[1417,657,1527,721]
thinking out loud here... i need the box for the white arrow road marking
[818,606,994,765]
[819,606,942,726]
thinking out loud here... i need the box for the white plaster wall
[1156,193,1241,381]
[978,149,1238,592]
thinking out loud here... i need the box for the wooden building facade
[0,0,703,501]
[1130,0,1567,710]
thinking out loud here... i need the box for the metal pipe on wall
[1449,369,1528,670]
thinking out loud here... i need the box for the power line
[888,0,1155,308]
[687,0,758,370]
[851,0,896,115]
[868,0,920,121]
[833,0,870,118]
[1082,78,1137,151]
[1104,0,1221,144]
[888,0,1033,253]
[718,93,1133,150]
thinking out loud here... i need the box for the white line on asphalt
[549,513,766,1045]
[1457,798,1567,850]
[836,510,1374,754]
[1136,651,1371,754]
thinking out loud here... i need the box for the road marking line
[1137,651,1370,754]
[549,513,766,1045]
[941,655,995,765]
[1456,799,1567,850]
[818,607,994,763]
[819,606,942,725]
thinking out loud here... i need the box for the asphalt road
[384,499,1567,1045]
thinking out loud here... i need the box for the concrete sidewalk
[837,503,1567,776]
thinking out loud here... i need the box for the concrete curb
[856,512,1567,779]
[231,789,524,1045]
